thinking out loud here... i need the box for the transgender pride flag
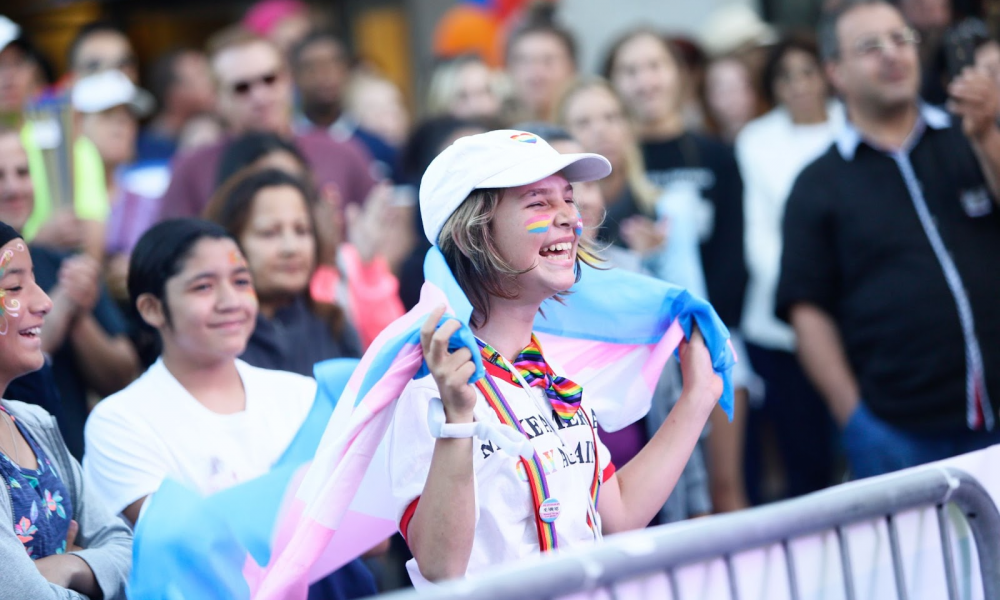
[129,247,736,599]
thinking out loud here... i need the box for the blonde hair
[438,188,601,328]
[207,27,274,64]
[425,55,486,118]
[554,76,660,214]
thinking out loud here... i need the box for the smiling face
[492,173,581,303]
[0,132,34,232]
[238,184,315,301]
[0,239,52,382]
[147,237,258,365]
[610,32,685,127]
[827,3,920,115]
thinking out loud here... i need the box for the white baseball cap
[72,69,154,117]
[0,16,21,55]
[419,129,611,245]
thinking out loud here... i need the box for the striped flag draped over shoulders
[129,247,735,599]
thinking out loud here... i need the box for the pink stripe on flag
[641,320,685,388]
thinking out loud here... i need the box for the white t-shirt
[387,349,615,585]
[736,101,845,351]
[83,358,316,516]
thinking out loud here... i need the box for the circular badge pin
[539,497,561,523]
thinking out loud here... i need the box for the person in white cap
[387,130,723,584]
[73,69,151,202]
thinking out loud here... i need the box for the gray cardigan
[1,400,131,600]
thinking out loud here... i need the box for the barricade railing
[374,466,1000,600]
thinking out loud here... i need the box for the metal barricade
[375,466,1000,600]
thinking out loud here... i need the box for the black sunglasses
[231,71,280,96]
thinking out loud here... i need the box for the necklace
[0,410,20,466]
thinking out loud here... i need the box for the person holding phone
[777,0,1000,479]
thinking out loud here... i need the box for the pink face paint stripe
[525,215,552,233]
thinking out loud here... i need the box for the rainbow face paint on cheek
[574,209,583,237]
[525,215,553,234]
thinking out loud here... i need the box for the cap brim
[476,152,612,190]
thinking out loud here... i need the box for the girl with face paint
[0,221,133,600]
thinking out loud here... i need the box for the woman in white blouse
[735,35,844,502]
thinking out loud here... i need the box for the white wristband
[427,397,535,459]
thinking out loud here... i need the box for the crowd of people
[0,0,998,596]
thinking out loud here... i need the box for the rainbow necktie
[478,335,584,422]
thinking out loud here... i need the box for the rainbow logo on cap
[510,132,538,144]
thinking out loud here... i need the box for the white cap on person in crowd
[699,5,777,57]
[419,129,612,245]
[0,16,21,55]
[72,69,154,117]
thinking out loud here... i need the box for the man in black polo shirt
[777,0,1000,478]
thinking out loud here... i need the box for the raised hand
[679,325,724,409]
[57,254,101,313]
[949,66,1000,141]
[419,305,478,423]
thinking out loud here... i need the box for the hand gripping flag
[129,247,736,599]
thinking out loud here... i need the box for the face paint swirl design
[0,243,26,336]
[525,215,553,234]
[574,209,584,238]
